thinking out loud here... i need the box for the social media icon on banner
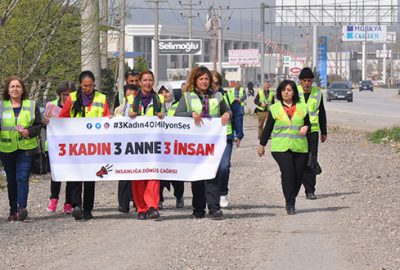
[104,122,110,129]
[95,123,101,129]
[87,123,93,129]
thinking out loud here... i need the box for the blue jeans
[0,150,33,213]
[217,140,233,196]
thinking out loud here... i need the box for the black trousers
[191,180,206,213]
[118,180,132,210]
[50,180,72,204]
[191,178,220,213]
[272,151,307,206]
[159,181,184,202]
[302,132,319,194]
[70,181,95,212]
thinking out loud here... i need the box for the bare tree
[0,0,19,26]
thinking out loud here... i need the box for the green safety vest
[183,91,221,117]
[127,94,164,116]
[166,101,179,117]
[298,85,322,133]
[70,91,107,118]
[221,91,233,136]
[0,99,39,153]
[227,87,245,106]
[270,102,308,153]
[50,99,59,106]
[256,89,275,111]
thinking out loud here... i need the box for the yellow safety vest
[166,101,179,117]
[298,85,322,133]
[70,91,107,118]
[0,99,39,153]
[183,91,221,117]
[270,102,308,153]
[227,87,245,106]
[127,94,164,116]
[256,89,275,111]
[221,91,233,136]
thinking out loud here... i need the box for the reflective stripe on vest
[298,85,321,132]
[70,91,106,118]
[183,91,221,117]
[0,100,38,153]
[270,102,308,153]
[256,89,275,111]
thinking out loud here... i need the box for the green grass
[367,127,400,147]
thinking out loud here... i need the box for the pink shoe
[62,203,73,214]
[47,198,58,212]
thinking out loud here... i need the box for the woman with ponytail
[59,70,111,221]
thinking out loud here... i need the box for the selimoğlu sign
[158,39,202,55]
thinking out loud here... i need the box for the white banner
[47,116,226,182]
[228,49,260,65]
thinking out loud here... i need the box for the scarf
[133,90,161,116]
[82,91,95,107]
[195,89,215,118]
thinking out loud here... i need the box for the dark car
[327,81,353,102]
[359,80,373,91]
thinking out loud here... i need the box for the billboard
[317,36,328,88]
[342,25,387,42]
[228,49,260,65]
[158,39,202,55]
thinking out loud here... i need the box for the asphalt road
[323,87,400,131]
[245,87,400,131]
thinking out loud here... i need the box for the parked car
[327,81,353,102]
[359,80,374,91]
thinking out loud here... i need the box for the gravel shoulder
[0,115,399,270]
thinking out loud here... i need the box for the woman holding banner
[127,70,164,220]
[59,71,111,221]
[175,66,231,219]
[114,83,138,214]
[44,81,75,214]
[0,76,42,221]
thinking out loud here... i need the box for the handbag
[306,152,322,175]
[31,128,50,174]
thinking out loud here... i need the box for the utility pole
[153,0,159,86]
[81,0,101,88]
[312,24,318,71]
[188,0,193,71]
[117,0,126,104]
[260,3,265,87]
[217,12,222,73]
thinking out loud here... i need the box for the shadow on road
[296,206,350,214]
[315,191,359,199]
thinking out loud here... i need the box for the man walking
[298,68,327,200]
[254,81,274,139]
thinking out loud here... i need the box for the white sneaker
[220,195,229,208]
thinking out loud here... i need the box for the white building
[108,24,263,83]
